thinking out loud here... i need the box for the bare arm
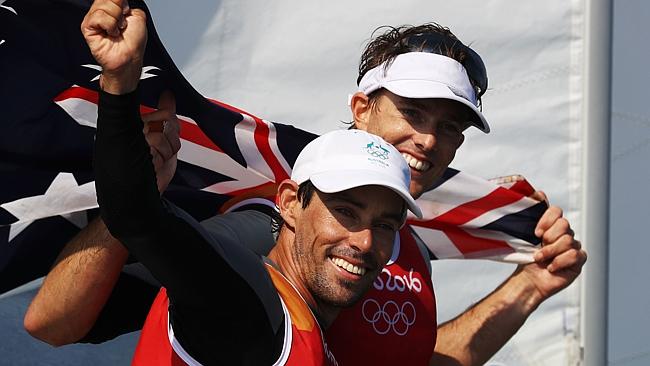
[430,205,587,366]
[24,218,128,346]
[430,267,543,365]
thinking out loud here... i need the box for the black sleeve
[94,90,283,364]
[78,210,275,344]
[201,208,276,256]
[78,272,159,344]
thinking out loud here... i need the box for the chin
[316,281,368,308]
[322,292,362,309]
[409,183,427,200]
[411,173,442,198]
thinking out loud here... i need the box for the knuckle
[558,218,570,230]
[558,234,573,248]
[541,244,555,257]
[542,230,555,243]
[567,249,580,262]
[572,239,582,249]
[548,205,563,217]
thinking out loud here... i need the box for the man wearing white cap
[25,3,586,365]
[93,90,421,365]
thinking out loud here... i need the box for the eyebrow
[324,192,406,224]
[396,98,429,112]
[397,98,470,124]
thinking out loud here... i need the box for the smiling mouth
[329,257,367,276]
[401,152,431,172]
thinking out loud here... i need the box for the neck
[268,230,340,328]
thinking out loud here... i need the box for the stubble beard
[292,242,371,309]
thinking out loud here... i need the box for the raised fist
[81,0,147,94]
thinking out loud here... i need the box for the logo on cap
[365,142,391,160]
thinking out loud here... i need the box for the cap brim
[309,169,423,218]
[384,80,490,133]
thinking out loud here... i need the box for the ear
[350,92,371,130]
[277,179,300,229]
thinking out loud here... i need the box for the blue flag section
[0,0,546,295]
[0,0,311,293]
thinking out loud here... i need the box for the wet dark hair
[270,180,316,233]
[357,23,487,112]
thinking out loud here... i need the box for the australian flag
[0,0,547,294]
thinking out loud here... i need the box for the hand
[518,205,587,302]
[80,0,147,94]
[142,91,181,193]
[529,190,549,205]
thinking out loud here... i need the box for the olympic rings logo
[364,142,391,160]
[361,299,417,336]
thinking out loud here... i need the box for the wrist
[99,66,141,95]
[502,269,545,315]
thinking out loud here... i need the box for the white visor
[358,52,490,133]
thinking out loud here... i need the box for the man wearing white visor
[323,25,586,366]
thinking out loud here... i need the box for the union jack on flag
[0,0,546,294]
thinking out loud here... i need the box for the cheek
[372,230,396,259]
[377,239,395,265]
[366,115,410,144]
[305,213,348,247]
[435,139,460,163]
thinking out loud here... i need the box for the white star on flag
[1,173,97,241]
[81,64,161,82]
[0,5,17,15]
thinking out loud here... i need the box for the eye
[334,207,355,218]
[438,121,464,135]
[399,108,424,123]
[374,221,397,233]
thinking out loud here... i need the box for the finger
[163,117,182,154]
[84,7,124,38]
[150,147,163,172]
[547,248,587,273]
[146,121,164,133]
[534,205,563,237]
[116,0,130,29]
[91,0,125,17]
[118,7,147,41]
[541,217,571,244]
[127,8,148,28]
[158,90,176,115]
[146,134,175,161]
[142,109,175,130]
[142,114,172,133]
[529,190,548,204]
[141,104,175,124]
[534,233,575,262]
[121,0,130,15]
[573,239,582,250]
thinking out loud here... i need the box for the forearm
[93,90,256,303]
[430,268,543,366]
[24,217,128,346]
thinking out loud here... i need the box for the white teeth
[331,257,367,276]
[401,152,431,172]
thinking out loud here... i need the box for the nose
[413,131,436,152]
[349,228,373,253]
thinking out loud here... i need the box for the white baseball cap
[291,130,422,218]
[357,52,490,133]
